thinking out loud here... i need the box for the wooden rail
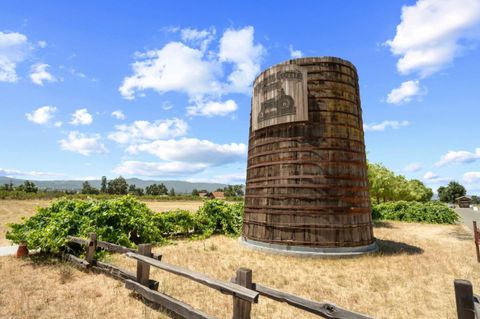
[454,279,480,319]
[64,233,375,319]
[473,221,480,263]
[125,252,259,303]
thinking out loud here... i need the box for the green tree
[169,188,176,196]
[100,176,107,193]
[191,188,199,196]
[145,183,168,195]
[107,176,128,195]
[472,195,480,205]
[17,180,38,193]
[0,181,14,191]
[81,181,99,194]
[438,181,466,203]
[128,184,144,196]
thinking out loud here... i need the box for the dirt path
[455,207,479,232]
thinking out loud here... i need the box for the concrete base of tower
[240,237,378,257]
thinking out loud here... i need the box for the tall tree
[438,181,467,203]
[107,176,128,195]
[82,181,99,194]
[100,176,107,193]
[17,180,38,193]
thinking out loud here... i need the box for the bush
[6,196,244,252]
[372,201,459,224]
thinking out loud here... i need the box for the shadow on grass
[375,239,424,256]
[373,221,395,229]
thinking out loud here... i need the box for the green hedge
[371,201,459,224]
[6,196,243,252]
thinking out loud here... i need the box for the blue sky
[1,0,480,194]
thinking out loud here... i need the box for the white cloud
[289,45,303,59]
[26,106,57,124]
[0,31,30,82]
[59,131,108,156]
[180,27,216,51]
[29,63,57,85]
[0,167,64,179]
[37,40,47,48]
[214,172,246,184]
[111,110,126,120]
[385,0,480,77]
[386,80,423,104]
[363,120,409,131]
[114,161,208,177]
[119,26,264,116]
[54,121,63,127]
[127,138,247,166]
[186,99,237,117]
[424,171,439,180]
[108,118,188,144]
[218,26,265,94]
[404,163,423,172]
[464,172,480,184]
[70,108,93,125]
[435,148,480,167]
[119,42,221,100]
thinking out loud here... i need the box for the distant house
[456,196,471,208]
[198,192,208,198]
[211,191,225,199]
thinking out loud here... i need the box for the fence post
[454,279,475,319]
[136,244,151,286]
[232,268,253,319]
[473,221,480,263]
[85,232,97,264]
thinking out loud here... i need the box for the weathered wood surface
[232,268,253,319]
[136,244,151,286]
[125,252,259,303]
[474,221,480,263]
[454,279,477,319]
[253,282,373,319]
[244,57,374,248]
[65,253,90,269]
[85,232,97,264]
[125,280,216,319]
[66,235,161,260]
[93,260,159,291]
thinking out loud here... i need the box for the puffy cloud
[119,26,265,116]
[127,138,247,165]
[404,163,423,172]
[435,148,480,167]
[37,41,47,48]
[186,99,237,117]
[70,108,93,125]
[423,171,452,184]
[385,0,480,77]
[114,161,208,177]
[29,63,57,85]
[108,118,188,144]
[363,120,409,131]
[111,110,126,120]
[464,172,480,184]
[180,27,216,51]
[119,42,222,100]
[386,80,423,104]
[218,26,265,94]
[289,45,303,59]
[59,131,108,156]
[25,106,57,124]
[0,31,30,82]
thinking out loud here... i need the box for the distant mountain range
[0,176,228,193]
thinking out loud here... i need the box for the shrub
[371,201,459,224]
[6,196,244,252]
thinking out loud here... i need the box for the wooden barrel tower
[242,57,376,255]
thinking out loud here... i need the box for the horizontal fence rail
[125,252,259,303]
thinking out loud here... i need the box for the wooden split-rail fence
[65,233,373,319]
[65,232,480,319]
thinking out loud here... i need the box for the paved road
[455,208,480,232]
[0,245,18,257]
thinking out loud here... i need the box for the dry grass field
[0,200,478,318]
[1,220,479,318]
